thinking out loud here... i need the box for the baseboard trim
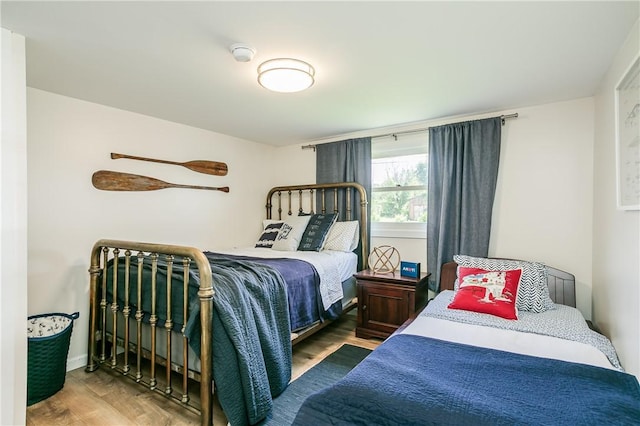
[67,354,87,372]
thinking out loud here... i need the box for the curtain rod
[301,113,518,151]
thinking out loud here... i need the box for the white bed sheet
[214,247,358,310]
[400,313,617,370]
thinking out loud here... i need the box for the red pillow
[448,267,522,320]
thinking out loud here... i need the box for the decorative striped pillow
[298,213,338,251]
[255,221,283,248]
[453,255,554,313]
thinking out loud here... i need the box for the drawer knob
[362,305,367,311]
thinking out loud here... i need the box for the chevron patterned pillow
[453,255,555,313]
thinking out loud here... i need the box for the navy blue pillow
[297,213,338,251]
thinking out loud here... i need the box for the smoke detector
[230,43,256,62]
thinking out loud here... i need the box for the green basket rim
[27,312,79,341]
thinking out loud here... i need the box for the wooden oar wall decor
[92,170,229,193]
[110,152,228,176]
[91,153,229,193]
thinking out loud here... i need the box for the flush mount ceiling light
[257,58,315,93]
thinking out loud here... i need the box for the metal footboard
[86,239,214,425]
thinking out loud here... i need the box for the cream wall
[593,19,639,377]
[26,88,278,370]
[275,99,595,317]
[1,28,27,426]
[490,98,595,317]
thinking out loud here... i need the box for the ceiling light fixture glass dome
[257,58,315,93]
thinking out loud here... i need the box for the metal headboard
[266,182,369,270]
[439,260,576,307]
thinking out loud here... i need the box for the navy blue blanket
[293,334,640,425]
[205,252,339,331]
[185,254,291,426]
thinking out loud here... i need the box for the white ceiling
[1,1,638,146]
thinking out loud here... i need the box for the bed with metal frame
[85,182,369,425]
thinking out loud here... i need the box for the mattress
[106,251,358,374]
[116,276,357,375]
[417,289,622,369]
[401,315,616,370]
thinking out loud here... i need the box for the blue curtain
[427,117,502,291]
[316,138,372,270]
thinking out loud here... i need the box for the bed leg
[198,283,214,426]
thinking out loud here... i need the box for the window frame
[370,132,428,239]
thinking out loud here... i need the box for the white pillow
[271,216,311,251]
[322,221,360,252]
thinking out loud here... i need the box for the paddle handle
[92,170,229,192]
[111,152,178,166]
[172,183,230,192]
[110,152,228,176]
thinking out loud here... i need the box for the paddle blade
[183,160,228,176]
[92,170,170,191]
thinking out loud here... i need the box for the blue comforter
[184,254,292,426]
[293,333,640,425]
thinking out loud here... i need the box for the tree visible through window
[371,133,427,225]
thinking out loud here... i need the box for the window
[371,132,427,238]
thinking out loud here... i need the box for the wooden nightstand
[355,269,430,339]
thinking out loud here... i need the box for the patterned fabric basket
[27,312,79,406]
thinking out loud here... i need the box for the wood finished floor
[26,311,381,426]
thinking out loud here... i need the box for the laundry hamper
[27,311,79,406]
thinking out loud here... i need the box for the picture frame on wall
[615,54,640,210]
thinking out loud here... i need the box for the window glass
[371,133,427,226]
